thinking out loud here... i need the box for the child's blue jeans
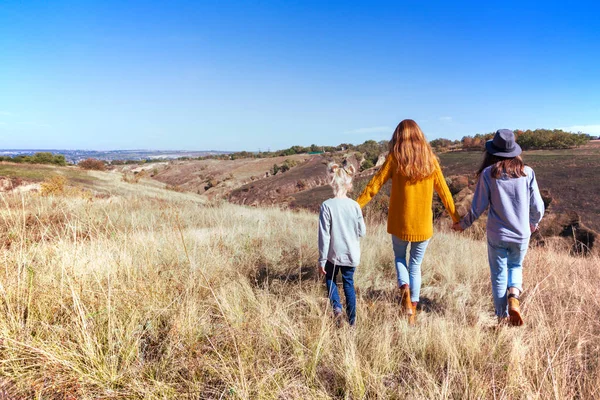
[392,236,430,302]
[487,237,529,317]
[325,261,356,325]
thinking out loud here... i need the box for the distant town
[0,149,231,164]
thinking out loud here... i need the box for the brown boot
[508,294,524,326]
[399,284,414,317]
[408,301,418,325]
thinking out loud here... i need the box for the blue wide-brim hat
[485,129,522,157]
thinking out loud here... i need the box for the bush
[78,158,106,171]
[360,159,375,171]
[0,152,67,165]
[515,129,589,150]
[355,140,388,167]
[31,152,67,166]
[430,138,460,152]
[204,178,219,191]
[40,176,67,196]
[279,159,299,173]
[166,184,185,192]
[459,129,589,151]
[296,179,307,190]
[461,133,493,150]
[122,170,146,184]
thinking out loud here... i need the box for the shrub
[1,153,66,165]
[204,179,219,191]
[40,176,67,196]
[122,170,146,184]
[516,129,589,150]
[78,158,106,171]
[31,152,67,166]
[360,159,375,171]
[459,129,590,151]
[296,180,307,190]
[280,159,299,173]
[166,184,185,192]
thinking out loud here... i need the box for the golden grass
[0,180,599,399]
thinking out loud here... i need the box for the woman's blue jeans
[487,237,528,317]
[392,236,430,302]
[325,261,356,325]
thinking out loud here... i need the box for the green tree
[31,152,55,164]
[360,159,375,171]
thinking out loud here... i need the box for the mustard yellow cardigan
[357,154,460,242]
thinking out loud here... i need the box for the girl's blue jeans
[487,237,528,317]
[324,261,356,325]
[391,236,430,302]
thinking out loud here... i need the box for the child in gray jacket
[318,163,366,326]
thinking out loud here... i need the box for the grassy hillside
[150,154,311,199]
[438,141,600,232]
[0,162,98,185]
[0,167,598,398]
[0,161,207,202]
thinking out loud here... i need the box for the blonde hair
[328,162,355,196]
[389,119,438,182]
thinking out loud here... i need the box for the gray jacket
[460,165,545,243]
[318,197,366,268]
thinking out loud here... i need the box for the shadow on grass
[417,296,446,314]
[359,287,446,314]
[252,265,317,288]
[360,287,394,303]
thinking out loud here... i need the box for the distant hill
[0,149,230,164]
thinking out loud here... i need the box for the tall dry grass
[0,183,599,399]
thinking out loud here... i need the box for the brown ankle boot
[399,285,413,316]
[408,301,417,325]
[508,294,524,326]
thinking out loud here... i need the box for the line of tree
[78,158,106,171]
[109,158,167,165]
[431,129,591,152]
[197,140,390,166]
[514,129,590,150]
[0,152,67,166]
[197,129,591,164]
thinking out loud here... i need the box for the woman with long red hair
[357,119,459,324]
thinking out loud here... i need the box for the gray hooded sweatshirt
[318,197,366,268]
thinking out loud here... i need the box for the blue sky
[1,1,599,151]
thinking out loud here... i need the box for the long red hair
[389,119,437,181]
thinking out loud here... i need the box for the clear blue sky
[1,1,599,151]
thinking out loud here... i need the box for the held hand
[530,223,538,233]
[452,222,464,232]
[317,263,326,276]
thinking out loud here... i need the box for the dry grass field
[0,166,599,398]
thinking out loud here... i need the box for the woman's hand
[530,223,538,233]
[317,263,326,276]
[452,222,464,232]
